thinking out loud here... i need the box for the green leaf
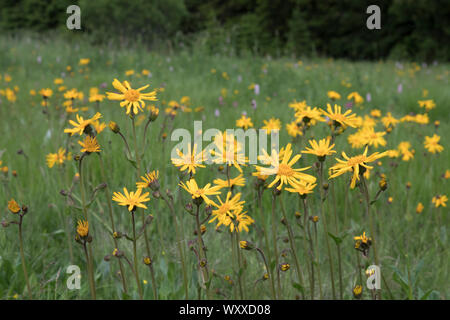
[328,232,343,246]
[292,282,305,295]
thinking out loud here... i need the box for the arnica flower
[359,127,387,148]
[397,142,415,161]
[424,134,444,154]
[321,103,359,129]
[209,192,245,230]
[432,195,448,208]
[171,143,205,175]
[179,178,221,205]
[261,117,281,134]
[286,121,303,137]
[236,115,253,130]
[76,220,89,238]
[233,211,254,232]
[416,202,424,214]
[106,79,157,115]
[302,137,336,160]
[136,170,159,190]
[327,91,341,100]
[288,100,307,112]
[347,92,364,104]
[39,88,53,98]
[64,88,81,100]
[329,146,387,189]
[91,120,106,134]
[64,112,102,136]
[46,148,70,168]
[295,106,325,124]
[78,135,101,153]
[370,109,381,118]
[381,112,399,129]
[285,181,317,196]
[418,99,436,111]
[89,93,105,103]
[213,174,245,190]
[112,187,151,211]
[254,143,317,190]
[210,132,248,173]
[8,199,21,214]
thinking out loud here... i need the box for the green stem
[131,212,144,299]
[18,216,32,300]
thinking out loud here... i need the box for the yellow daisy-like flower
[432,195,447,208]
[209,192,245,228]
[416,202,424,214]
[8,199,21,214]
[360,127,387,148]
[46,148,71,168]
[171,143,205,175]
[418,99,436,111]
[64,89,80,100]
[64,112,102,136]
[112,187,150,211]
[39,88,53,98]
[210,132,248,173]
[288,100,308,112]
[370,109,381,118]
[233,211,254,233]
[285,181,317,196]
[329,146,387,189]
[89,93,105,103]
[286,121,303,137]
[398,142,415,161]
[321,103,358,129]
[295,106,325,124]
[106,79,157,115]
[136,170,159,189]
[354,232,371,244]
[213,174,246,190]
[381,112,399,129]
[261,118,281,134]
[302,137,336,158]
[236,115,253,130]
[78,135,101,153]
[76,220,89,237]
[424,134,444,154]
[347,92,364,104]
[254,143,317,190]
[91,120,106,134]
[179,178,221,205]
[327,91,341,100]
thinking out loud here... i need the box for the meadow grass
[0,33,448,300]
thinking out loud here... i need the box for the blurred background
[0,0,449,61]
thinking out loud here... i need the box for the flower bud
[109,121,120,133]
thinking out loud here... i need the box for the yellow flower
[302,137,336,158]
[424,134,444,154]
[432,195,447,208]
[8,199,21,214]
[76,220,89,237]
[353,285,363,298]
[321,103,358,129]
[381,112,399,129]
[418,99,435,111]
[91,120,106,134]
[295,106,324,124]
[209,192,245,230]
[329,146,387,189]
[255,143,317,190]
[234,211,254,233]
[236,115,253,130]
[213,174,246,190]
[360,127,387,148]
[78,135,101,153]
[261,118,281,134]
[354,232,371,244]
[106,79,157,115]
[288,100,307,112]
[444,170,450,179]
[136,170,159,189]
[79,58,90,65]
[46,148,70,168]
[89,93,105,103]
[64,112,102,136]
[210,132,248,173]
[347,92,364,104]
[39,88,53,98]
[64,88,81,100]
[171,143,205,175]
[54,78,64,85]
[280,263,290,272]
[112,187,151,211]
[398,142,414,161]
[285,181,316,196]
[370,109,381,118]
[416,202,424,214]
[179,178,221,205]
[327,91,341,100]
[286,121,303,137]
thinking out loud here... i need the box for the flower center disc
[278,163,294,176]
[124,89,140,102]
